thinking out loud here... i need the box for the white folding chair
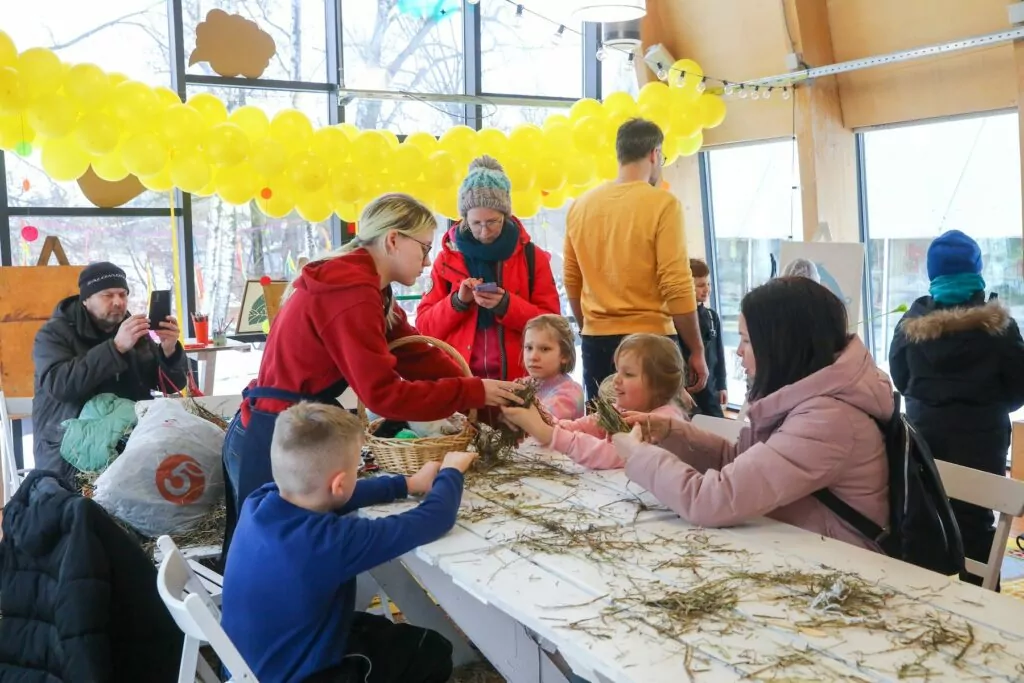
[156,536,258,683]
[934,460,1024,591]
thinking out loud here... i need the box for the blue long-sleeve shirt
[221,470,465,683]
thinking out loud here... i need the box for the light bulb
[596,46,608,61]
[696,79,706,94]
[514,4,524,25]
[782,87,791,100]
[657,67,667,80]
[723,84,734,96]
[738,87,747,99]
[623,54,635,73]
[552,25,566,44]
[762,87,771,100]
[751,88,760,100]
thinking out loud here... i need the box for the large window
[480,4,582,98]
[706,139,802,405]
[863,113,1024,366]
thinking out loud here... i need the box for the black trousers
[305,612,454,683]
[580,334,627,402]
[691,387,724,418]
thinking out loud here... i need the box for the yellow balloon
[669,109,702,140]
[535,155,566,192]
[567,154,595,187]
[41,136,90,181]
[439,125,478,159]
[169,150,211,193]
[697,94,727,129]
[121,132,168,177]
[476,128,508,159]
[335,201,360,223]
[433,191,459,221]
[678,131,704,157]
[64,64,110,111]
[154,86,182,108]
[661,136,679,166]
[0,31,16,69]
[18,48,63,100]
[427,150,459,189]
[329,163,364,204]
[393,143,426,181]
[337,122,359,140]
[604,109,632,139]
[160,104,207,149]
[216,162,259,205]
[541,188,566,210]
[569,98,603,122]
[296,190,333,223]
[258,175,296,218]
[192,173,218,197]
[381,129,400,150]
[0,113,24,150]
[509,124,544,160]
[28,93,79,139]
[91,148,130,182]
[312,126,351,160]
[0,66,27,114]
[404,131,438,156]
[543,122,572,151]
[511,189,541,218]
[188,93,228,127]
[139,166,173,192]
[504,155,535,191]
[638,82,671,110]
[270,109,313,150]
[668,58,704,92]
[638,102,670,132]
[108,72,129,87]
[596,152,618,180]
[250,137,288,178]
[110,81,161,129]
[543,114,570,131]
[75,112,120,156]
[290,151,328,193]
[602,91,637,117]
[228,105,270,140]
[567,180,597,199]
[204,122,250,167]
[572,116,606,150]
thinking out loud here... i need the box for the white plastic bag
[94,398,225,537]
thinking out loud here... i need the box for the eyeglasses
[402,233,432,258]
[656,147,667,167]
[469,218,503,231]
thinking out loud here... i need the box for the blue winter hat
[926,230,982,281]
[458,155,512,218]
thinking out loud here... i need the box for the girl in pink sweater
[523,315,585,420]
[612,279,892,551]
[503,334,690,469]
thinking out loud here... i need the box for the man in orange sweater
[564,118,707,400]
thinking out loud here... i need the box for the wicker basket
[358,335,477,475]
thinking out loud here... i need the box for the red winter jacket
[244,249,486,422]
[416,219,561,382]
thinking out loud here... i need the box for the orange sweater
[564,181,696,336]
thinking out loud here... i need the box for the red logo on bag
[156,455,206,505]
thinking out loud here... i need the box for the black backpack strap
[525,242,536,299]
[812,488,886,542]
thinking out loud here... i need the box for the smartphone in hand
[148,290,172,330]
[474,282,500,293]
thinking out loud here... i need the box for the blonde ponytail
[281,193,437,327]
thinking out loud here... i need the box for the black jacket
[31,296,189,481]
[889,294,1024,474]
[0,471,183,683]
[698,303,727,395]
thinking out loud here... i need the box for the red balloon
[260,187,272,200]
[21,225,39,242]
[259,275,272,286]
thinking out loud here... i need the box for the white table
[362,447,1024,683]
[183,339,251,396]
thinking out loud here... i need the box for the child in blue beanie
[889,230,1024,588]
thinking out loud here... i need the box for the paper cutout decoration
[189,9,276,79]
[76,167,145,208]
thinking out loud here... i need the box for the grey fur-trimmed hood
[901,301,1011,343]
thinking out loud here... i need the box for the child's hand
[441,450,478,473]
[611,424,645,462]
[407,461,441,495]
[501,404,554,445]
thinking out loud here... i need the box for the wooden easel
[36,236,69,266]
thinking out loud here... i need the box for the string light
[552,24,565,43]
[782,87,791,100]
[623,52,636,73]
[514,4,525,26]
[696,77,707,94]
[656,62,667,80]
[738,86,748,99]
[723,83,734,96]
[762,87,771,100]
[751,86,760,100]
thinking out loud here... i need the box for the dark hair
[689,259,709,278]
[616,118,664,165]
[741,277,850,401]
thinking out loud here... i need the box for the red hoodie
[244,249,486,423]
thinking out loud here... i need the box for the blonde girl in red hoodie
[221,194,523,552]
[501,334,689,469]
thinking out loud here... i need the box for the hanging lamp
[572,1,647,23]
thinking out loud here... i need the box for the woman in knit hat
[417,156,561,412]
[889,229,1024,588]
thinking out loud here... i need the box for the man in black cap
[31,262,189,482]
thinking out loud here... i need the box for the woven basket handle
[356,334,478,425]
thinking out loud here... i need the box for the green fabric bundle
[60,393,139,473]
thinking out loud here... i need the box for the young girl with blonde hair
[221,193,523,553]
[522,315,585,420]
[502,333,689,469]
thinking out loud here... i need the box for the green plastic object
[395,429,420,440]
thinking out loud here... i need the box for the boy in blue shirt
[221,402,477,683]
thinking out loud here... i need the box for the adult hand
[458,278,482,304]
[407,461,441,495]
[501,404,553,445]
[441,450,478,474]
[481,379,524,407]
[154,316,181,357]
[686,353,709,393]
[473,288,506,310]
[611,424,645,463]
[622,411,678,445]
[718,390,728,407]
[114,314,151,354]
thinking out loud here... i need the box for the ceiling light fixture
[572,1,647,23]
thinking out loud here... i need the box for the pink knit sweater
[547,402,688,470]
